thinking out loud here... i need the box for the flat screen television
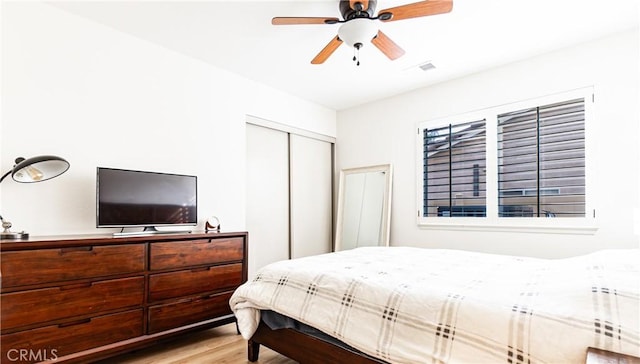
[96,167,197,232]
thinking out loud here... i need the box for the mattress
[230,247,640,363]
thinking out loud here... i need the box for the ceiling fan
[272,0,453,65]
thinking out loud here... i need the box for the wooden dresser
[0,231,248,364]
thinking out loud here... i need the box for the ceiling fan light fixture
[337,18,378,48]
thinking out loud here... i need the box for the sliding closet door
[246,124,290,279]
[289,134,333,258]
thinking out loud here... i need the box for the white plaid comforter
[229,247,640,363]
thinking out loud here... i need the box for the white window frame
[416,87,598,234]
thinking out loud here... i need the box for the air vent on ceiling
[419,61,436,71]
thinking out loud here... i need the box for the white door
[246,124,290,279]
[289,134,333,258]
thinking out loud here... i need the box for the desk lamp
[0,155,70,240]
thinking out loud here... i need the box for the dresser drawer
[0,244,146,288]
[148,291,233,334]
[0,309,143,364]
[149,263,242,302]
[1,276,144,332]
[150,238,244,270]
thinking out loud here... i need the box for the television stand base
[112,229,192,237]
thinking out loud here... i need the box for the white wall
[0,2,335,235]
[337,29,640,258]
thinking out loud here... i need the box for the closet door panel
[289,134,333,258]
[246,124,290,279]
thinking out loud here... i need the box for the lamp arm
[0,170,11,184]
[0,171,11,228]
[1,171,11,227]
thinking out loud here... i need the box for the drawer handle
[191,266,211,273]
[60,282,92,291]
[60,246,94,254]
[58,318,91,328]
[206,239,229,244]
[191,295,214,304]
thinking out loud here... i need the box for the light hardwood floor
[96,324,297,364]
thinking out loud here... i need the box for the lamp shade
[11,155,70,183]
[337,18,378,48]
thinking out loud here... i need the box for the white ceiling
[49,0,639,110]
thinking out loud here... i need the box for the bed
[229,247,640,363]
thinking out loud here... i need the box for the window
[423,120,486,217]
[417,88,594,230]
[498,98,585,217]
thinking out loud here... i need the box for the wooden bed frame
[247,322,640,364]
[248,320,388,364]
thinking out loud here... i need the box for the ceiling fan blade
[349,0,370,11]
[377,0,453,22]
[311,35,343,64]
[371,30,405,60]
[272,17,339,25]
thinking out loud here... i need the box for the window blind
[423,120,486,217]
[497,98,585,217]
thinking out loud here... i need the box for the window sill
[417,219,598,235]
